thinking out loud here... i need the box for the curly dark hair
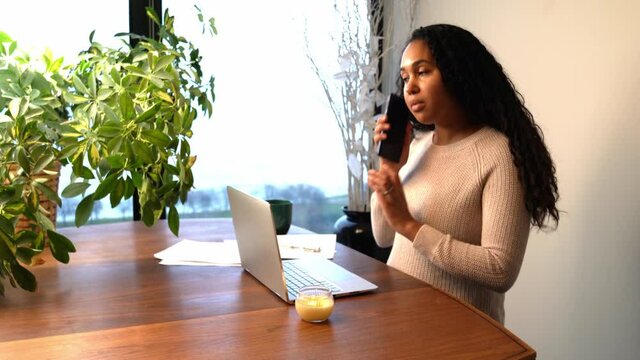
[401,24,559,229]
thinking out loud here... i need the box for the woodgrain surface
[0,219,535,359]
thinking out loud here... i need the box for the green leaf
[123,140,136,165]
[154,91,173,104]
[148,76,165,88]
[0,31,13,43]
[124,177,135,199]
[133,103,160,124]
[34,211,55,232]
[109,67,122,85]
[87,71,97,98]
[17,147,31,173]
[33,181,62,206]
[98,158,111,175]
[110,178,125,208]
[32,153,55,174]
[132,141,154,164]
[58,144,79,160]
[0,231,15,262]
[47,230,76,252]
[75,195,95,227]
[100,102,120,122]
[93,173,119,200]
[8,41,17,56]
[47,231,69,264]
[141,203,156,227]
[50,57,64,73]
[27,186,39,211]
[61,182,91,198]
[8,98,21,118]
[124,65,146,76]
[105,155,125,169]
[0,188,17,205]
[96,123,123,138]
[168,206,179,236]
[10,262,36,292]
[154,55,175,71]
[24,107,44,120]
[3,202,26,217]
[145,6,162,25]
[20,70,35,87]
[141,129,171,148]
[0,216,14,236]
[73,165,95,180]
[33,231,45,251]
[72,74,91,97]
[152,71,174,80]
[63,91,90,105]
[15,230,37,246]
[106,136,124,155]
[97,88,114,101]
[16,246,42,265]
[88,143,100,168]
[132,52,148,63]
[119,93,134,120]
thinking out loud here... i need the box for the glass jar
[295,285,335,323]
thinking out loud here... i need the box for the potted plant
[0,32,71,293]
[0,7,216,295]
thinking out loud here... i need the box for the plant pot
[333,206,391,262]
[8,161,61,233]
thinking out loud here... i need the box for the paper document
[154,239,241,266]
[154,234,337,266]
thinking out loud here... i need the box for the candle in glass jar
[295,285,334,323]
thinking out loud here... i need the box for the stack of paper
[154,234,337,266]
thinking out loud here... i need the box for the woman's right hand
[374,114,412,172]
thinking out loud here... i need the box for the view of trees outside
[3,2,364,234]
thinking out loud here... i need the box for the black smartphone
[377,94,409,162]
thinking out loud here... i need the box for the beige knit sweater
[371,126,531,324]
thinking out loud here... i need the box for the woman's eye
[401,76,409,83]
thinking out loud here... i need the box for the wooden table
[0,219,535,359]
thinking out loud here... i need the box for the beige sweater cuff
[412,224,447,257]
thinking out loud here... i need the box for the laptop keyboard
[283,261,342,300]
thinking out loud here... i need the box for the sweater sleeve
[370,192,396,248]
[412,153,531,293]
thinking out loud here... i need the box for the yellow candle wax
[295,287,334,323]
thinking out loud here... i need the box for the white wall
[388,0,640,359]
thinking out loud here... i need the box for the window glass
[0,1,130,226]
[1,1,356,233]
[163,1,350,233]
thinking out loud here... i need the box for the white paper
[154,234,337,266]
[277,234,336,259]
[153,239,241,266]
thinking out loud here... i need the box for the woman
[368,24,559,324]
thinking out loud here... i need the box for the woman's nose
[404,78,419,95]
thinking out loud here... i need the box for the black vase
[334,206,391,263]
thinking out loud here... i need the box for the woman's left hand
[368,167,421,240]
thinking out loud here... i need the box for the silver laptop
[227,186,377,304]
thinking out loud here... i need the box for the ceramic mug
[266,199,292,235]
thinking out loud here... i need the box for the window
[163,1,350,233]
[2,1,360,233]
